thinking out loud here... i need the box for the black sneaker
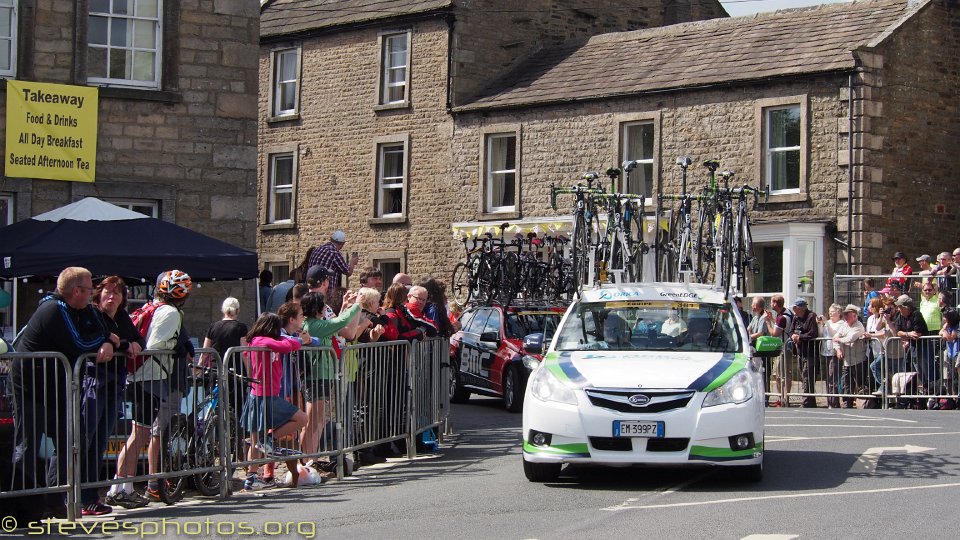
[105,491,150,509]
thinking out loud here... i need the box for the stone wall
[447,75,851,290]
[859,0,960,274]
[450,0,728,105]
[1,0,261,336]
[257,19,456,285]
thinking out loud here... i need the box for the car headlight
[521,355,540,370]
[702,369,754,407]
[528,365,577,405]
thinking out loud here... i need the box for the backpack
[127,301,160,374]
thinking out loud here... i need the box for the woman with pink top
[239,311,309,490]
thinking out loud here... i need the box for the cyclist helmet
[157,269,192,299]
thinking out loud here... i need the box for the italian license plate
[613,420,664,438]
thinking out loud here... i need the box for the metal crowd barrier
[0,337,452,523]
[340,340,410,462]
[762,334,957,409]
[71,348,231,512]
[0,352,77,519]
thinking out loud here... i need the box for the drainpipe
[847,72,854,276]
[445,13,455,114]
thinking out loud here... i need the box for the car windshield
[553,300,742,353]
[505,311,562,340]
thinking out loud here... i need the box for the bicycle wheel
[695,207,716,285]
[159,414,190,505]
[716,211,734,294]
[626,203,647,282]
[451,262,472,305]
[497,253,519,305]
[192,414,225,497]
[571,212,590,291]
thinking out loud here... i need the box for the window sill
[766,192,808,204]
[478,210,520,221]
[267,113,300,124]
[260,222,297,232]
[369,216,407,225]
[373,101,410,113]
[97,87,183,103]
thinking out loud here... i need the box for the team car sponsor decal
[686,353,748,392]
[688,443,763,461]
[522,441,591,458]
[543,352,747,392]
[543,352,589,387]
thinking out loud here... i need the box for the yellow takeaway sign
[5,80,99,182]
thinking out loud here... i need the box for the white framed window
[485,133,517,213]
[0,192,12,226]
[267,152,295,224]
[378,32,410,106]
[376,142,406,218]
[88,0,162,88]
[0,0,17,77]
[271,47,300,117]
[764,105,801,193]
[104,198,158,218]
[620,121,655,199]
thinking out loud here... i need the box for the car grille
[589,437,633,451]
[584,388,695,413]
[646,438,690,452]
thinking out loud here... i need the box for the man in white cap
[308,230,359,289]
[833,304,867,408]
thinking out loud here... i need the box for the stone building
[257,0,727,286]
[260,0,958,312]
[0,1,261,337]
[450,0,960,310]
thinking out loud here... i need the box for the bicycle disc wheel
[451,262,471,305]
[159,414,190,504]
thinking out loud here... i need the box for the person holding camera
[865,297,892,392]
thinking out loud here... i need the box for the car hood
[541,350,749,392]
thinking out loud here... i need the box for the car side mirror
[523,332,544,354]
[753,336,783,358]
[479,331,499,343]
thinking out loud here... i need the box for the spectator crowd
[1,230,461,524]
[747,250,960,411]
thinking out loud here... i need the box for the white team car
[521,282,782,482]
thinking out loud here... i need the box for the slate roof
[261,0,452,38]
[456,0,916,111]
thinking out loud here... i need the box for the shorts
[125,381,163,427]
[300,378,334,402]
[152,390,183,437]
[240,395,299,433]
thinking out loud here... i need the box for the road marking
[740,535,799,540]
[765,430,960,443]
[766,424,937,429]
[767,414,917,423]
[850,444,936,474]
[604,481,960,510]
[603,469,714,511]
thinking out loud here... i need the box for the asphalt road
[15,397,960,539]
